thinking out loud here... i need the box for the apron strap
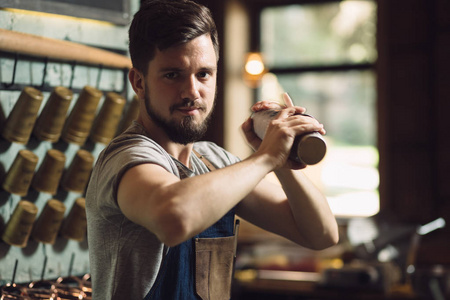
[192,149,217,171]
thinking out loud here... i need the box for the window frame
[248,0,376,77]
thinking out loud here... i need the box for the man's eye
[165,72,178,79]
[198,72,210,79]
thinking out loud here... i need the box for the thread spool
[2,200,38,248]
[90,92,126,144]
[252,109,327,165]
[1,86,43,144]
[32,149,66,195]
[117,94,140,135]
[61,150,94,193]
[60,198,87,241]
[32,199,66,244]
[62,86,103,145]
[2,150,39,196]
[34,86,73,142]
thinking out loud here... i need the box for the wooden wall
[377,0,450,265]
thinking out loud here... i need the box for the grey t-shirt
[85,122,240,300]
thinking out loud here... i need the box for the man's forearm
[274,168,339,249]
[154,152,274,245]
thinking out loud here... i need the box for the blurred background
[0,0,449,299]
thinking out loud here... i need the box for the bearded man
[85,1,338,299]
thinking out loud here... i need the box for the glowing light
[245,53,265,76]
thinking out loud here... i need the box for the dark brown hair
[128,0,219,74]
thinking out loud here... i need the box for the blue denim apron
[144,209,236,300]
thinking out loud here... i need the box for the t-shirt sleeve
[93,135,180,208]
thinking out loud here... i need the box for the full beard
[144,92,214,145]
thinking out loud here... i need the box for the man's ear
[128,67,146,99]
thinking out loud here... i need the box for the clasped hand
[241,101,326,170]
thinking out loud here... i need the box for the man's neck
[165,143,193,167]
[136,117,193,167]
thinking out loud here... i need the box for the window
[258,1,378,217]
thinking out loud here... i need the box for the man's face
[143,34,218,145]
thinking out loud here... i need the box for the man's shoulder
[96,123,178,175]
[193,141,228,156]
[105,122,165,157]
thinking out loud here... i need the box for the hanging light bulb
[243,52,266,88]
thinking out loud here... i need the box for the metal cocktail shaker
[252,109,327,165]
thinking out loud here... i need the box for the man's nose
[181,75,200,100]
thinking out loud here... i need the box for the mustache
[170,99,206,113]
